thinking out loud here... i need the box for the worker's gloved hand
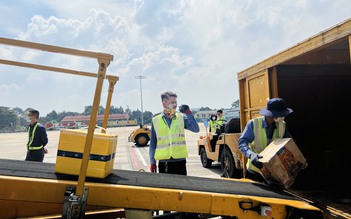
[150,164,157,173]
[250,153,263,169]
[179,104,192,115]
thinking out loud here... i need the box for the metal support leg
[62,185,89,219]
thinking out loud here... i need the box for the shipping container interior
[271,64,351,201]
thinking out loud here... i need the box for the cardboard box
[259,138,307,188]
[55,129,118,178]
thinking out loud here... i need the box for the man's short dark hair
[161,91,177,102]
[29,110,39,119]
[217,109,223,114]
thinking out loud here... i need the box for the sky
[1,0,350,116]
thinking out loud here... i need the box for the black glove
[250,153,263,169]
[179,104,191,115]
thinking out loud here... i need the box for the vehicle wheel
[135,133,149,146]
[220,147,242,178]
[200,147,212,168]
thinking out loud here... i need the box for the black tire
[200,147,212,168]
[220,147,242,178]
[135,133,149,146]
[225,118,241,133]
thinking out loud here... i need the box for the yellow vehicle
[128,124,151,146]
[198,118,243,178]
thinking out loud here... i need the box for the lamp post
[135,75,146,125]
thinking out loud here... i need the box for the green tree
[12,107,24,115]
[110,106,124,114]
[125,106,131,116]
[143,111,153,124]
[83,106,92,115]
[98,106,105,115]
[130,110,141,121]
[0,107,18,131]
[46,110,59,122]
[83,105,105,115]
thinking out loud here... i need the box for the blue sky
[1,0,350,116]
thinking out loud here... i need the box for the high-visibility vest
[247,116,286,173]
[217,116,226,126]
[27,123,44,150]
[209,120,217,133]
[152,113,187,160]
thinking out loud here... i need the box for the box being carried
[55,129,118,178]
[259,138,307,188]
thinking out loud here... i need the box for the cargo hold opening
[272,64,351,194]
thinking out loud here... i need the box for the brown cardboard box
[259,138,307,188]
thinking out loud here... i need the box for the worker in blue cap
[238,98,293,183]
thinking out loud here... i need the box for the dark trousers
[158,160,187,175]
[25,149,44,162]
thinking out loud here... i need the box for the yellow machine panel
[247,71,269,109]
[55,129,118,178]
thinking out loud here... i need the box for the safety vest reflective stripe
[28,145,43,150]
[153,113,187,160]
[27,123,44,151]
[248,116,286,173]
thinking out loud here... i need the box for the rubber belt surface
[0,158,298,200]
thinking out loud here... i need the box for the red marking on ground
[129,146,139,169]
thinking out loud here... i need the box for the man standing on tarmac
[149,91,199,175]
[25,109,48,162]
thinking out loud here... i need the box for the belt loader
[0,34,342,219]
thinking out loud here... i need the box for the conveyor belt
[0,158,297,201]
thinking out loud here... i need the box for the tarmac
[0,123,222,179]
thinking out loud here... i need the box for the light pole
[135,75,146,125]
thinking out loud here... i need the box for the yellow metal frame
[237,18,351,80]
[0,37,118,197]
[0,175,321,218]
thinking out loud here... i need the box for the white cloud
[0,0,350,116]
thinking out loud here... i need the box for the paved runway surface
[0,123,223,179]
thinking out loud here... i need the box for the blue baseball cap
[259,98,293,117]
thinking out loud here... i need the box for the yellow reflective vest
[152,113,187,160]
[27,123,44,150]
[248,116,286,173]
[217,116,226,126]
[209,120,217,133]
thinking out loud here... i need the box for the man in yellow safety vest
[149,91,200,175]
[238,98,293,183]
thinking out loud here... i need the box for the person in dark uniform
[25,109,48,162]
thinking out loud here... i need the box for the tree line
[0,100,239,133]
[0,105,153,133]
